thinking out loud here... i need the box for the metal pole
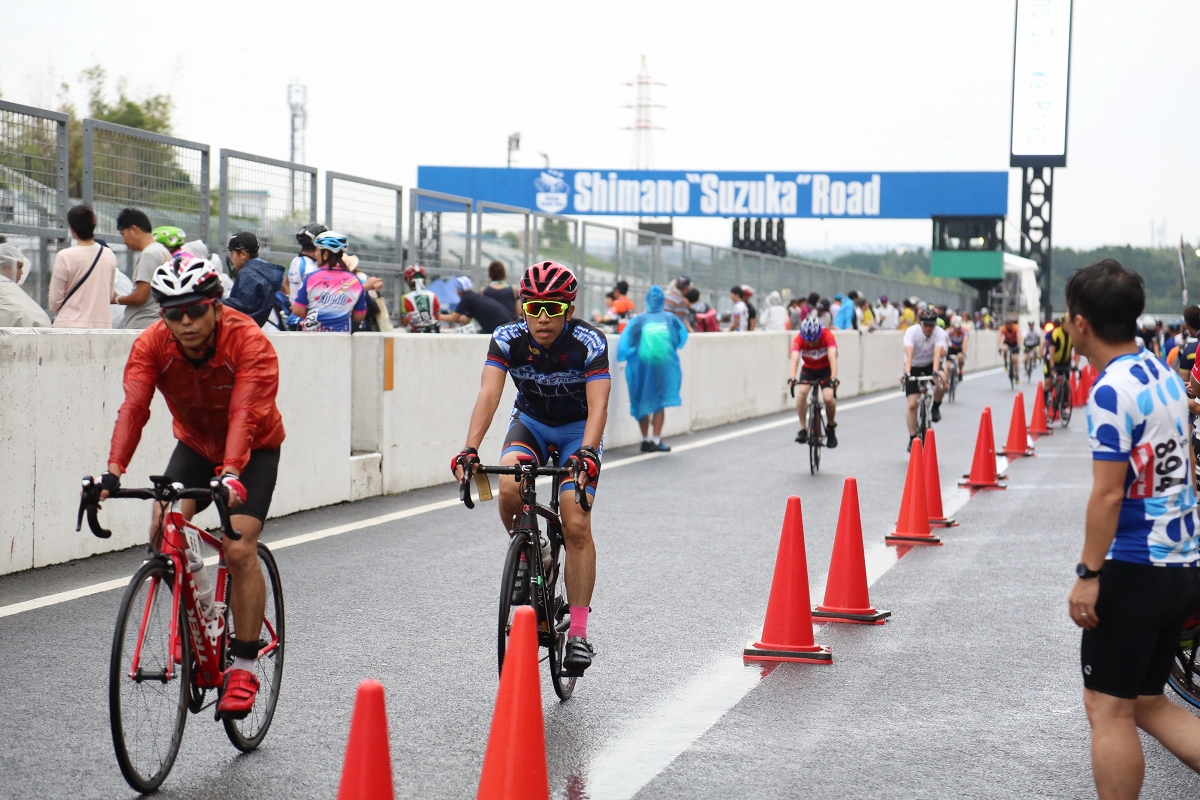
[199,149,210,246]
[218,151,229,250]
[82,120,95,209]
[395,187,403,267]
[324,172,334,229]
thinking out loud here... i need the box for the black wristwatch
[1076,562,1102,579]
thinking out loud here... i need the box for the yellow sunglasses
[522,300,569,318]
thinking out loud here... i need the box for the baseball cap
[455,275,474,292]
[225,231,259,252]
[676,274,692,286]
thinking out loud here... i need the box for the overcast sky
[4,0,1196,253]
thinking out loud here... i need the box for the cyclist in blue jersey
[291,231,367,333]
[452,261,610,676]
[946,315,968,379]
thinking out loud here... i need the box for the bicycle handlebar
[788,377,837,398]
[458,462,592,513]
[77,476,241,541]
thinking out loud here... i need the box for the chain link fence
[218,149,316,263]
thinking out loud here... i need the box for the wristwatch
[1076,562,1102,579]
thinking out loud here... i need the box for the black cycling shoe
[510,556,530,605]
[795,429,809,444]
[562,636,593,677]
[907,435,916,453]
[825,425,838,448]
[931,404,942,423]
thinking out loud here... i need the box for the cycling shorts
[164,442,279,522]
[1044,361,1072,378]
[502,410,602,497]
[1080,559,1200,698]
[905,364,935,396]
[1004,342,1019,352]
[798,365,836,395]
[947,345,962,357]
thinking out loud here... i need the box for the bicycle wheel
[1008,355,1017,389]
[947,367,958,403]
[110,556,189,794]
[546,533,577,701]
[917,395,929,441]
[1169,619,1200,709]
[223,544,285,752]
[497,531,532,675]
[1058,381,1073,427]
[808,401,822,474]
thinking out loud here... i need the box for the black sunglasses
[161,300,214,322]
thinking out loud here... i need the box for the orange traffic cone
[1029,388,1052,438]
[1072,370,1088,407]
[923,429,957,528]
[813,478,891,624]
[887,438,942,546]
[743,496,832,663]
[337,680,395,800]
[959,407,1007,490]
[476,606,548,800]
[1001,393,1035,458]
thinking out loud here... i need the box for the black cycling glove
[100,471,121,494]
[567,446,601,485]
[452,447,480,478]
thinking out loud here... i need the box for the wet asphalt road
[3,369,1200,799]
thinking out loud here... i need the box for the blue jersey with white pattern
[486,319,611,425]
[1087,347,1199,565]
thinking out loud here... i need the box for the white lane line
[0,370,999,619]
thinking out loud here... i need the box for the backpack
[694,306,719,332]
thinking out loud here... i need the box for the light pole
[507,133,520,167]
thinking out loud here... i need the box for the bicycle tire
[223,544,286,752]
[917,394,929,442]
[546,530,576,701]
[948,367,958,403]
[1058,379,1073,427]
[1008,354,1018,389]
[497,531,532,675]
[110,556,189,794]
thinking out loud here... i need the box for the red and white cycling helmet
[519,261,578,301]
[404,264,427,284]
[150,255,222,307]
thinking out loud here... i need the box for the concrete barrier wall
[0,325,1002,575]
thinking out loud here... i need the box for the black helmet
[918,308,939,324]
[296,222,329,249]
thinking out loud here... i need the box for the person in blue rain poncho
[617,285,689,452]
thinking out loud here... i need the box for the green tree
[1052,244,1200,314]
[830,248,963,291]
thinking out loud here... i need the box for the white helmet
[950,314,963,327]
[150,255,222,306]
[1137,314,1157,330]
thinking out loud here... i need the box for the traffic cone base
[959,407,1007,490]
[1029,389,1052,438]
[930,517,958,528]
[812,606,891,625]
[885,532,942,546]
[743,642,833,663]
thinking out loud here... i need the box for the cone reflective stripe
[477,606,548,800]
[923,429,957,528]
[813,478,891,624]
[1001,393,1035,457]
[337,680,395,800]
[959,406,1007,490]
[886,438,941,545]
[1029,388,1052,437]
[743,496,832,663]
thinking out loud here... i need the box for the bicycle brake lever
[575,480,592,513]
[460,477,475,510]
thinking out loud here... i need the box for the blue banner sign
[417,167,1008,219]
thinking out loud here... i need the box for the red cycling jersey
[109,308,286,474]
[790,328,838,369]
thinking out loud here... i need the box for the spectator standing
[223,233,287,328]
[49,204,118,329]
[878,296,899,329]
[760,291,789,331]
[687,287,719,332]
[609,280,636,333]
[618,285,689,452]
[115,208,171,330]
[729,285,750,331]
[816,299,833,328]
[856,293,876,331]
[834,290,858,329]
[401,264,441,332]
[899,298,917,329]
[291,231,367,332]
[830,293,843,319]
[741,285,758,330]
[482,260,521,317]
[438,275,515,334]
[0,243,51,327]
[288,223,327,328]
[151,225,187,256]
[1066,260,1200,798]
[663,274,694,332]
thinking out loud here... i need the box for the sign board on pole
[418,167,1008,220]
[1010,0,1073,167]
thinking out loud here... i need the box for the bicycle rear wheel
[110,556,189,794]
[223,543,286,752]
[947,367,958,403]
[498,531,532,675]
[547,532,577,701]
[1058,381,1073,427]
[1169,619,1200,709]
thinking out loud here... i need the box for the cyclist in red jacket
[98,255,285,719]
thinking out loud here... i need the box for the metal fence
[83,119,209,248]
[0,101,68,307]
[219,149,316,262]
[326,171,403,310]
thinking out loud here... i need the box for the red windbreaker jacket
[109,308,286,474]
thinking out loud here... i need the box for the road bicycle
[1170,611,1200,711]
[946,356,960,403]
[460,449,591,701]
[1002,346,1019,389]
[1047,366,1075,428]
[790,377,836,475]
[903,373,939,446]
[78,475,284,793]
[1023,346,1041,382]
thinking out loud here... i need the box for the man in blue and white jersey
[1066,259,1200,798]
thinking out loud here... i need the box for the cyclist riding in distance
[452,261,610,677]
[946,314,969,379]
[789,316,839,448]
[998,316,1021,378]
[1023,320,1042,370]
[401,264,441,333]
[287,223,328,329]
[96,255,285,719]
[903,307,949,449]
[1044,315,1075,397]
[290,231,367,332]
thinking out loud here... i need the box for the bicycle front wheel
[110,556,189,794]
[547,536,577,701]
[223,543,286,752]
[498,531,532,675]
[1058,382,1073,427]
[808,402,822,474]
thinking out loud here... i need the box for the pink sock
[568,606,589,638]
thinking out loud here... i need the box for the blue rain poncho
[617,285,689,419]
